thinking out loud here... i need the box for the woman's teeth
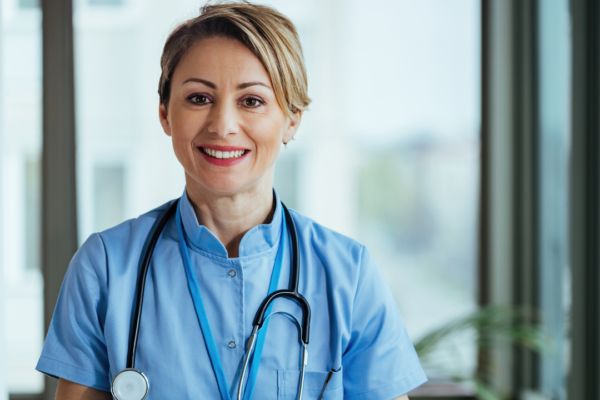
[202,148,247,159]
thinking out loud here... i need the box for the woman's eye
[243,97,263,108]
[189,94,210,105]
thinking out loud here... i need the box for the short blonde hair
[158,1,310,122]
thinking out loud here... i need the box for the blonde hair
[158,1,310,122]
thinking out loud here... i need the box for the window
[93,165,125,232]
[538,0,571,397]
[273,150,299,210]
[25,159,41,271]
[88,0,122,6]
[18,0,39,9]
[1,0,44,394]
[74,1,185,242]
[338,0,480,384]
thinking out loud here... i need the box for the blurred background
[2,0,598,399]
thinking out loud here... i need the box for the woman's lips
[198,146,250,167]
[201,144,249,152]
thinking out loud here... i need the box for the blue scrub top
[36,188,427,399]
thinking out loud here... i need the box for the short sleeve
[342,247,427,399]
[36,233,111,392]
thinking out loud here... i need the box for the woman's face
[159,37,300,197]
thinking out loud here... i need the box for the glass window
[18,0,39,9]
[273,151,299,210]
[93,165,125,232]
[538,0,571,398]
[1,0,44,395]
[74,0,186,244]
[89,0,122,6]
[25,159,41,271]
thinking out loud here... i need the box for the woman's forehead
[173,37,272,89]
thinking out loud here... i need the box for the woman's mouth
[201,147,247,159]
[198,146,250,167]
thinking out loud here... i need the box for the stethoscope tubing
[283,202,300,293]
[238,311,308,400]
[252,203,311,344]
[126,199,179,369]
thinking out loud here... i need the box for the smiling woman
[36,2,424,400]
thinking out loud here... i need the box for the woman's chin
[186,166,272,197]
[194,175,256,197]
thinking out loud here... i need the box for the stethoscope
[110,198,311,400]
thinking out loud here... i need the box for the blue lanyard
[175,200,286,400]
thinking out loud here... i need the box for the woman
[36,2,426,399]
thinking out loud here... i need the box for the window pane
[25,159,41,271]
[88,0,123,6]
[18,0,39,9]
[1,0,44,395]
[93,165,125,232]
[276,0,480,384]
[74,0,186,244]
[538,0,571,398]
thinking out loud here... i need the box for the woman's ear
[282,110,302,144]
[159,102,172,137]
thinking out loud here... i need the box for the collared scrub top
[36,188,427,399]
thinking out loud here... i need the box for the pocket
[277,368,343,400]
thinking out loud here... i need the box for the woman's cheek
[171,132,193,169]
[255,146,278,171]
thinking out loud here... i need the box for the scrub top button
[228,270,236,278]
[228,341,236,349]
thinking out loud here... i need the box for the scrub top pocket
[277,369,343,400]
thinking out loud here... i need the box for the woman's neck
[184,175,275,258]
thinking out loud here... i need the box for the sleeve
[35,233,111,392]
[342,246,427,400]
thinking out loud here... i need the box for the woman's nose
[206,101,239,138]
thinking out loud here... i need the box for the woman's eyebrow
[182,78,270,90]
[183,78,216,88]
[237,81,271,90]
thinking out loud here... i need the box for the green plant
[414,305,550,400]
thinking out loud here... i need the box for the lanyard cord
[175,200,286,400]
[242,211,287,400]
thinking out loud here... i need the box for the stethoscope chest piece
[111,368,149,400]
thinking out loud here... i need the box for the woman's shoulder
[77,199,177,263]
[287,208,367,265]
[288,209,388,312]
